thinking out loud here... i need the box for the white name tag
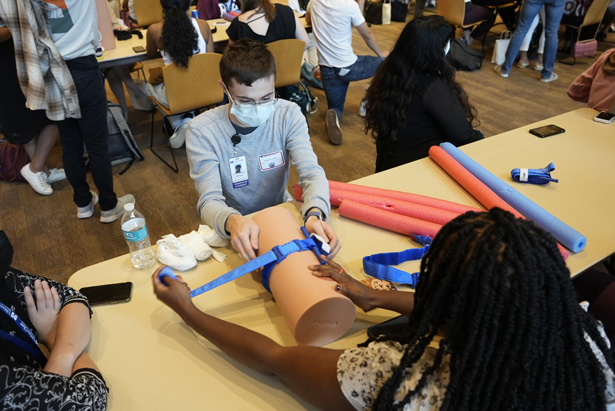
[519,168,529,182]
[258,151,285,171]
[229,156,249,188]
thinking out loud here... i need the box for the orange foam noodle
[329,188,461,226]
[338,199,442,239]
[428,145,570,260]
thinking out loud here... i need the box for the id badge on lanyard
[229,156,249,188]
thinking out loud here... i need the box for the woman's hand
[24,279,61,347]
[304,218,341,258]
[309,256,375,312]
[152,266,194,314]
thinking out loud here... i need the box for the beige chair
[132,0,163,27]
[266,39,305,88]
[561,0,609,64]
[149,53,224,172]
[437,0,487,31]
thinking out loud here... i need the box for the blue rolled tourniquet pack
[511,163,559,185]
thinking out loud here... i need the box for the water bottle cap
[124,203,135,212]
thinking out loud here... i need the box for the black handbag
[446,38,483,71]
[364,0,384,25]
[391,1,408,22]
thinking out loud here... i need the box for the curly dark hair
[161,0,199,68]
[370,208,614,410]
[364,16,478,145]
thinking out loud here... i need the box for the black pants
[57,56,117,211]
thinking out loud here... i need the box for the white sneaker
[325,109,343,145]
[20,163,52,195]
[100,194,135,223]
[540,72,558,83]
[359,99,367,117]
[493,65,509,78]
[47,168,66,184]
[169,113,194,149]
[77,191,99,219]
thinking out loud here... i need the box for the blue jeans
[501,0,565,79]
[320,55,384,119]
[58,56,117,210]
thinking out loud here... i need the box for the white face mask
[444,40,451,56]
[226,87,277,127]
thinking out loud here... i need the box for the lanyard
[159,227,331,296]
[0,300,46,362]
[511,162,559,185]
[362,234,432,289]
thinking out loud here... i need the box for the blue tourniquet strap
[511,162,559,185]
[362,235,432,289]
[161,227,330,297]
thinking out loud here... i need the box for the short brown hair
[220,39,276,87]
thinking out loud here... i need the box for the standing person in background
[365,17,483,172]
[0,26,66,196]
[306,0,389,146]
[0,0,135,222]
[516,7,546,71]
[494,0,565,82]
[0,231,109,409]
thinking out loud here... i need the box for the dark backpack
[104,102,144,174]
[276,81,318,115]
[446,38,483,71]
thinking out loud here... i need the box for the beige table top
[98,16,310,68]
[68,107,614,410]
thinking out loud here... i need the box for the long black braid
[371,208,614,410]
[161,0,199,68]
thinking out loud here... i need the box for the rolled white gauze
[252,207,356,346]
[179,231,213,261]
[198,225,229,247]
[156,234,197,271]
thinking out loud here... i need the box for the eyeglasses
[233,98,278,107]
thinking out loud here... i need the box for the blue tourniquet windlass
[159,227,330,297]
[511,163,559,185]
[362,234,432,289]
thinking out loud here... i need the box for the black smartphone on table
[80,282,133,306]
[132,46,146,53]
[529,124,565,138]
[367,315,409,339]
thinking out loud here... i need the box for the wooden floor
[1,14,612,284]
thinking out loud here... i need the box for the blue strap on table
[362,235,432,289]
[511,162,559,185]
[159,227,329,297]
[440,142,586,253]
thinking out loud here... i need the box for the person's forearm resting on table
[152,268,354,411]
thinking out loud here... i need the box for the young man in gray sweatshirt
[186,39,340,262]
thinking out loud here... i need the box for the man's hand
[304,216,341,258]
[309,256,375,311]
[152,266,194,314]
[226,214,259,261]
[24,280,61,348]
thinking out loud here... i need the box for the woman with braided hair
[152,208,615,410]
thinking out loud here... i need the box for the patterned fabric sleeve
[0,364,109,410]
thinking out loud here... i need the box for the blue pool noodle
[440,142,586,253]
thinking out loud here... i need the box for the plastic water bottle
[121,203,155,269]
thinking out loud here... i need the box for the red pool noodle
[338,199,442,239]
[428,145,570,260]
[292,182,482,215]
[329,188,461,226]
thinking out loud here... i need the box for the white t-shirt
[43,0,98,60]
[288,0,306,16]
[307,0,365,68]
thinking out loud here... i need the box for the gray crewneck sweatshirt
[186,100,330,239]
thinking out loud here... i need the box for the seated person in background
[365,16,483,173]
[185,39,340,262]
[226,0,310,46]
[462,0,497,46]
[153,208,615,410]
[146,0,214,109]
[0,231,108,409]
[567,48,615,112]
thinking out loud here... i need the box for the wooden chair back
[133,0,163,27]
[162,53,224,114]
[267,39,305,88]
[579,0,609,38]
[437,0,467,27]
